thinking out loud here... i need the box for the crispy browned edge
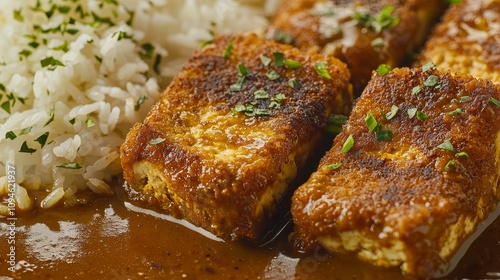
[268,0,447,94]
[416,0,500,83]
[120,33,353,241]
[291,67,500,277]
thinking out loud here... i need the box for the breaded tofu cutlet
[120,33,353,241]
[291,66,500,277]
[416,0,500,84]
[268,0,446,94]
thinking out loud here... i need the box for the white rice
[0,0,276,212]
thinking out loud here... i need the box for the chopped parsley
[365,112,378,132]
[237,63,249,77]
[288,78,299,89]
[460,96,471,103]
[149,137,166,145]
[376,64,391,75]
[57,163,83,169]
[447,108,464,115]
[416,111,429,120]
[140,43,155,59]
[326,114,348,134]
[134,95,146,111]
[222,39,233,59]
[341,135,354,153]
[411,85,422,95]
[314,61,332,79]
[41,56,65,71]
[273,52,285,66]
[5,131,16,140]
[35,132,50,148]
[254,89,269,99]
[19,141,37,154]
[230,76,245,91]
[327,163,342,170]
[284,59,302,69]
[489,97,500,107]
[423,75,439,87]
[86,118,95,127]
[422,62,436,72]
[273,30,294,44]
[407,108,417,119]
[445,160,457,172]
[266,70,280,80]
[354,5,400,34]
[385,105,399,120]
[259,55,272,66]
[437,139,455,152]
[375,129,393,141]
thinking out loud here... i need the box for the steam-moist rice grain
[0,0,272,213]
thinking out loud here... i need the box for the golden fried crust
[291,67,500,277]
[416,0,500,83]
[268,0,446,94]
[120,33,352,241]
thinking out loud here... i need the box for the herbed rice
[0,0,276,214]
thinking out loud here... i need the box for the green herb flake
[254,89,269,99]
[140,43,155,59]
[447,108,464,116]
[422,62,436,72]
[407,108,417,119]
[371,38,385,48]
[288,78,299,89]
[273,52,285,67]
[460,96,471,103]
[19,49,32,58]
[67,29,79,35]
[53,41,69,52]
[5,131,16,140]
[20,125,34,135]
[200,40,213,48]
[149,137,166,145]
[416,111,429,120]
[86,118,95,127]
[354,5,400,34]
[113,31,133,41]
[0,84,5,92]
[375,129,393,141]
[69,118,76,125]
[455,152,469,158]
[44,110,55,127]
[365,112,378,132]
[326,114,348,134]
[13,9,23,22]
[35,132,49,148]
[445,160,457,172]
[19,141,37,154]
[237,63,249,77]
[153,54,162,74]
[437,139,456,152]
[385,105,399,120]
[327,163,342,170]
[222,39,233,59]
[134,95,146,111]
[489,97,500,107]
[314,61,332,79]
[273,30,294,44]
[411,85,422,96]
[28,42,39,49]
[266,70,280,80]
[230,76,245,91]
[376,64,392,75]
[447,0,462,4]
[284,59,302,69]
[57,163,83,169]
[259,55,272,67]
[40,56,65,70]
[423,75,439,87]
[341,135,355,153]
[58,5,72,13]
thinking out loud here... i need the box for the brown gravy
[1,188,499,280]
